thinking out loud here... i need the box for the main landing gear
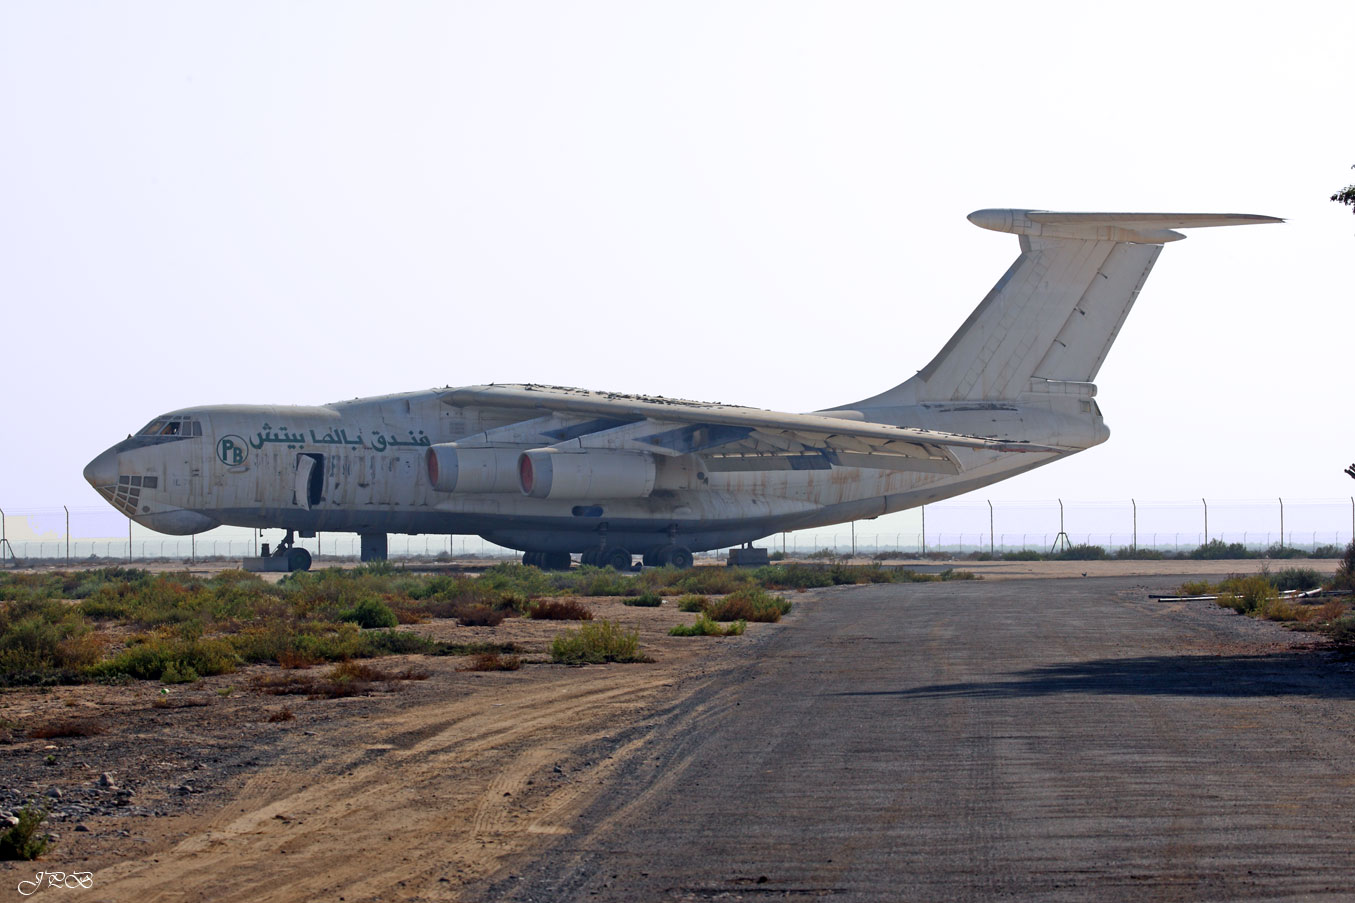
[522,551,572,571]
[641,544,694,569]
[580,546,635,571]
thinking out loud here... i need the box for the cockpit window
[136,416,202,439]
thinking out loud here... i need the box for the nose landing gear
[244,529,312,573]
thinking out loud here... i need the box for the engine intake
[518,449,656,500]
[425,444,522,493]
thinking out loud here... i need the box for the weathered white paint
[83,209,1281,559]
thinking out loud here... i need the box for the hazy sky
[3,1,1353,539]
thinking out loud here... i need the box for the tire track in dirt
[85,662,729,903]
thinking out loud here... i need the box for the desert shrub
[529,599,593,621]
[1312,544,1345,559]
[89,631,240,683]
[1329,542,1355,592]
[1330,615,1355,646]
[566,568,632,597]
[0,597,98,684]
[550,620,646,664]
[1178,580,1213,596]
[357,630,443,656]
[1264,544,1307,560]
[623,592,663,607]
[254,659,426,699]
[459,652,522,671]
[432,641,525,657]
[1270,568,1324,592]
[1001,550,1043,561]
[668,568,752,596]
[669,615,745,637]
[1318,598,1349,623]
[267,707,295,723]
[1115,546,1164,560]
[1052,544,1109,561]
[893,569,940,583]
[277,649,321,669]
[451,603,506,627]
[706,587,791,623]
[1191,540,1252,560]
[0,804,51,860]
[1212,575,1278,616]
[752,565,834,590]
[1257,595,1300,621]
[477,563,556,598]
[338,598,399,629]
[676,594,708,612]
[938,568,978,581]
[806,548,840,560]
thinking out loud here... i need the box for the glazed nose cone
[84,447,118,489]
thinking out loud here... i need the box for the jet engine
[425,444,522,493]
[518,449,657,500]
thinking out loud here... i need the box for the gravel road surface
[472,576,1355,901]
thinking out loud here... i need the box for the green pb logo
[217,435,248,466]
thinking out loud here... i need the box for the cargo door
[294,453,325,510]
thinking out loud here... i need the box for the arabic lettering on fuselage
[248,423,431,453]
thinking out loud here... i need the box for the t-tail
[852,209,1282,408]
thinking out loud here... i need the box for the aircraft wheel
[666,546,694,570]
[522,551,542,568]
[543,551,572,571]
[600,547,632,571]
[641,549,660,567]
[581,547,600,567]
[286,547,312,572]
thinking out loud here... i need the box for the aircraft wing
[439,384,1059,475]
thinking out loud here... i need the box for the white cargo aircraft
[85,208,1279,571]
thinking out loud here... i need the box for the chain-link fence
[3,497,1352,565]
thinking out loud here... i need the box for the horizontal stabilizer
[967,209,1283,243]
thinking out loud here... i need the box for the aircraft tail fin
[853,209,1281,406]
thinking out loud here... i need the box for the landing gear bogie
[644,544,694,569]
[522,550,573,571]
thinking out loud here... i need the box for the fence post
[988,500,994,556]
[1279,497,1284,552]
[1131,498,1137,553]
[921,507,926,556]
[63,505,69,565]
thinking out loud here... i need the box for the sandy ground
[0,591,777,902]
[0,560,1344,901]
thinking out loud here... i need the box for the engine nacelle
[518,449,657,500]
[425,444,522,493]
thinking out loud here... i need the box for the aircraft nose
[84,447,119,489]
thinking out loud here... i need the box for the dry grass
[458,652,522,672]
[278,649,323,669]
[1319,598,1349,623]
[529,599,594,621]
[267,707,295,723]
[253,660,429,699]
[27,717,106,739]
[452,603,506,627]
[151,695,213,709]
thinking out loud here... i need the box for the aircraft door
[294,453,325,510]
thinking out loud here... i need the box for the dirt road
[469,575,1355,901]
[4,564,1352,901]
